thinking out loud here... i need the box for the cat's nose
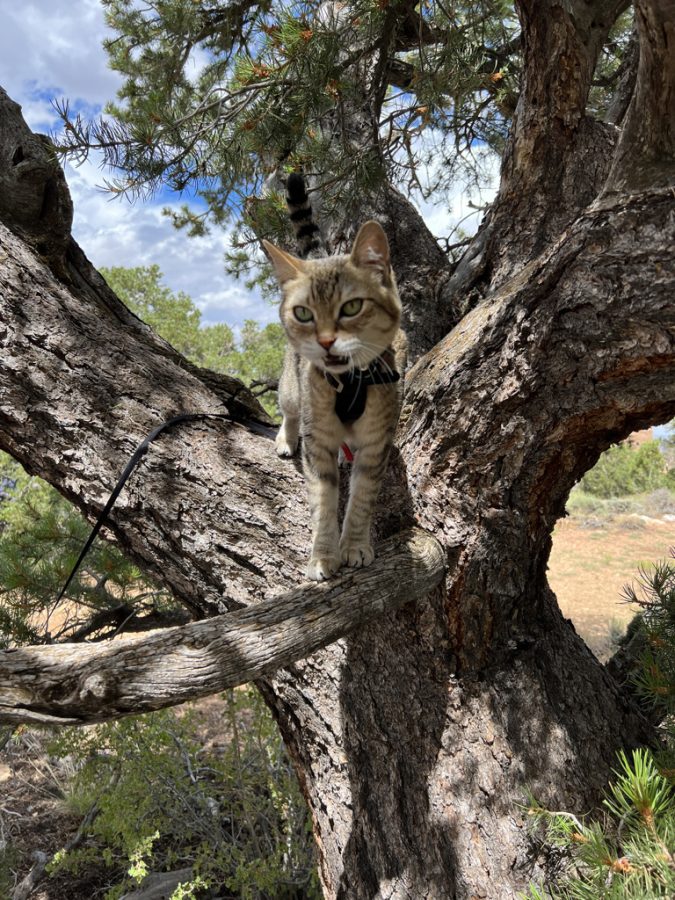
[318,336,336,350]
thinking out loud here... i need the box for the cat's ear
[350,221,390,277]
[262,240,306,285]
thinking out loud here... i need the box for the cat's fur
[263,178,406,581]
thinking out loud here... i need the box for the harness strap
[324,357,400,424]
[340,442,354,463]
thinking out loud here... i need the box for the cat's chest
[303,362,398,440]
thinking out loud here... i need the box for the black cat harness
[323,357,401,461]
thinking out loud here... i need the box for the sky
[0,0,496,331]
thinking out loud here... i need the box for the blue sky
[0,0,271,328]
[0,0,496,331]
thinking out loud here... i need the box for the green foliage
[47,691,320,899]
[51,2,634,284]
[523,557,675,899]
[102,265,285,417]
[0,450,175,647]
[623,560,675,773]
[225,320,286,417]
[579,442,672,499]
[524,749,675,898]
[101,264,237,370]
[53,2,524,253]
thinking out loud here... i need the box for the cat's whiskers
[357,340,395,375]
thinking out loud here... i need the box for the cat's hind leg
[275,414,300,458]
[275,347,301,457]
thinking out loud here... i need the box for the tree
[0,1,674,898]
[101,263,236,367]
[101,265,286,415]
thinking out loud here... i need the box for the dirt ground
[0,695,233,900]
[548,514,675,659]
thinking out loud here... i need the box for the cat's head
[263,222,400,374]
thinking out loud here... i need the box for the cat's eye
[340,298,364,317]
[293,306,314,323]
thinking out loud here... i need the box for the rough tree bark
[1,1,674,898]
[440,0,630,324]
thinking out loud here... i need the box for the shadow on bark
[338,589,461,898]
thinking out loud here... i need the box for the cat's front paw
[340,541,375,569]
[306,555,341,582]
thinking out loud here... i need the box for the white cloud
[64,158,276,328]
[0,0,273,329]
[0,0,120,120]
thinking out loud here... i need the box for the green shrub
[0,450,176,647]
[579,442,671,499]
[524,749,675,899]
[47,690,320,899]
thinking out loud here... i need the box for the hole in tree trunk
[11,145,24,165]
[548,425,675,660]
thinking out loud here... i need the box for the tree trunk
[1,0,674,896]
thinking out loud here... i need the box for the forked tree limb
[0,529,445,727]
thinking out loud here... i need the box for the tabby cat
[263,175,406,581]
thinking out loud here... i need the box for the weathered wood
[1,1,675,892]
[0,87,73,279]
[0,529,445,726]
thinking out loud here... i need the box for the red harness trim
[340,442,354,463]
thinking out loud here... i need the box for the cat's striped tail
[286,172,325,259]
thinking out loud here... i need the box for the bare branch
[0,529,445,726]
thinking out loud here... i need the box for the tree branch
[603,0,675,194]
[604,18,639,126]
[0,88,73,279]
[0,529,445,726]
[437,0,632,327]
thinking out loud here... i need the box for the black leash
[57,357,399,603]
[56,411,270,605]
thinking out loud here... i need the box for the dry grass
[549,515,675,659]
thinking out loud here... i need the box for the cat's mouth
[322,353,349,368]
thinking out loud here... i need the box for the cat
[263,174,406,581]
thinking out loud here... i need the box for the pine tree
[524,559,675,898]
[53,1,629,276]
